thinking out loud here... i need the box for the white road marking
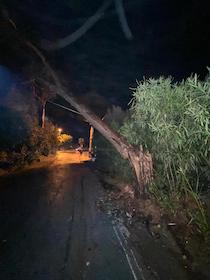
[130,249,146,280]
[113,224,138,280]
[113,220,147,280]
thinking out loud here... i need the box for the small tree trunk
[128,147,153,196]
[114,0,133,40]
[89,126,94,154]
[41,103,46,128]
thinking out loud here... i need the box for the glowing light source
[58,128,62,135]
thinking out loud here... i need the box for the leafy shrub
[0,118,59,168]
[122,74,210,193]
[120,73,210,231]
[28,121,58,156]
[0,106,28,151]
[58,133,73,145]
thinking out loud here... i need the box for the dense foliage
[118,73,210,230]
[0,116,59,168]
[122,74,210,194]
[97,74,210,230]
[96,106,134,183]
[0,106,28,150]
[58,133,72,144]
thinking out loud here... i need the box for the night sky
[0,0,210,138]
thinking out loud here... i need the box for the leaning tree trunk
[114,0,133,40]
[56,90,153,196]
[25,42,153,196]
[41,102,46,128]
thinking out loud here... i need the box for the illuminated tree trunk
[41,103,46,128]
[88,126,94,154]
[57,90,152,196]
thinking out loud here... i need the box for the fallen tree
[3,12,152,196]
[26,42,152,196]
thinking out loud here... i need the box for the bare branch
[17,0,139,28]
[114,0,133,40]
[41,0,113,51]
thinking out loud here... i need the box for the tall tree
[32,82,55,128]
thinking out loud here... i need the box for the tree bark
[41,0,112,51]
[114,0,133,40]
[89,126,94,154]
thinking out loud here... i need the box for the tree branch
[114,0,133,40]
[17,0,139,28]
[41,0,113,51]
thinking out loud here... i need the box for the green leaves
[122,71,210,193]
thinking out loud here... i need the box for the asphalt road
[0,159,140,280]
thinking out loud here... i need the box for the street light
[58,128,62,135]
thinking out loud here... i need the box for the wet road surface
[0,161,139,280]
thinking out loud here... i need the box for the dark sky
[1,0,210,76]
[1,0,210,74]
[0,0,210,138]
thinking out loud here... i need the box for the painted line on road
[112,221,147,280]
[130,248,146,280]
[113,224,138,280]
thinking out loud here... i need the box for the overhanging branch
[41,0,113,51]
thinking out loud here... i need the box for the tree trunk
[41,0,112,50]
[114,0,133,40]
[57,90,152,196]
[41,103,46,128]
[89,126,94,154]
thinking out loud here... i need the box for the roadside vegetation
[97,71,210,277]
[0,109,59,170]
[123,73,210,229]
